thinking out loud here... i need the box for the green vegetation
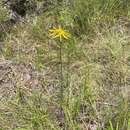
[0,1,9,22]
[0,0,130,130]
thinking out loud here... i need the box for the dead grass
[0,0,130,130]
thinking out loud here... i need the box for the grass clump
[0,0,130,130]
[0,1,9,22]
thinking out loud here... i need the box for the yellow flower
[49,26,70,41]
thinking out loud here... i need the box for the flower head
[49,26,70,41]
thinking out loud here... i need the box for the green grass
[0,0,130,130]
[0,1,9,22]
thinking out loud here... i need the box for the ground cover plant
[0,0,130,130]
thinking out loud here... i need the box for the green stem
[66,47,70,106]
[59,41,63,104]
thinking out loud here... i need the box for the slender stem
[59,41,63,104]
[59,41,65,127]
[66,47,70,106]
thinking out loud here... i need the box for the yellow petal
[52,34,60,38]
[49,29,55,31]
[49,33,56,37]
[62,34,68,39]
[60,35,62,42]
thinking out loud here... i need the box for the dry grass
[0,0,130,130]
